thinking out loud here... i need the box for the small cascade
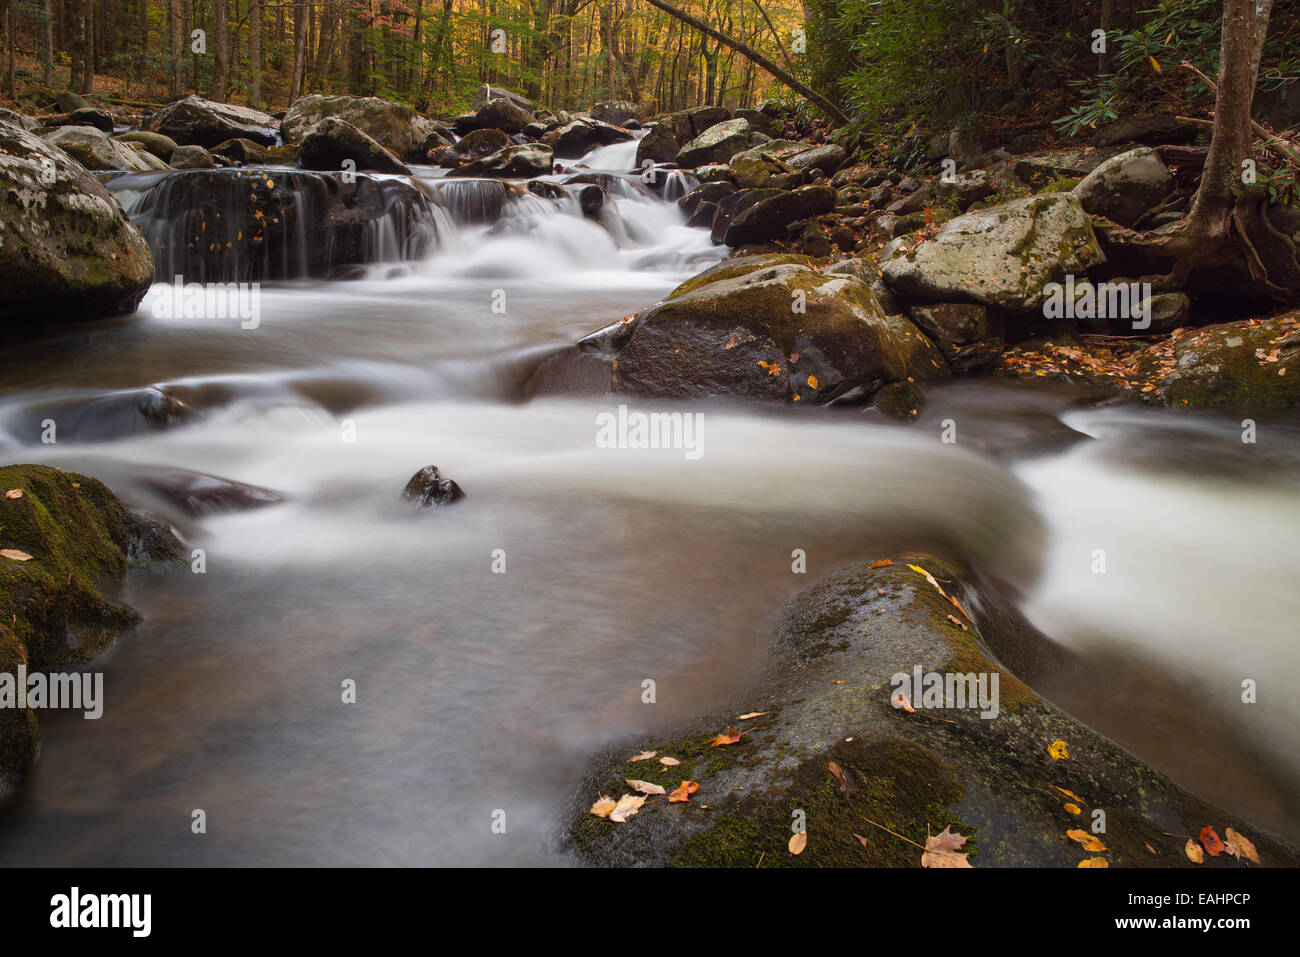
[114,169,449,282]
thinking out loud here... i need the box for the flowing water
[1,139,1298,864]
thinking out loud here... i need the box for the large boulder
[445,144,553,179]
[565,556,1300,867]
[543,119,635,159]
[0,107,38,131]
[470,84,533,114]
[786,143,847,176]
[143,95,277,148]
[591,100,641,127]
[722,185,836,247]
[298,117,412,175]
[1160,319,1300,409]
[1072,147,1174,229]
[635,122,679,166]
[728,146,798,189]
[281,94,435,162]
[0,465,183,809]
[881,193,1105,314]
[469,97,534,135]
[453,127,513,159]
[1095,114,1196,148]
[675,118,768,167]
[1,121,155,323]
[40,125,167,172]
[113,130,178,161]
[606,254,947,403]
[908,302,1004,374]
[661,106,732,143]
[49,106,116,133]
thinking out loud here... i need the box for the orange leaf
[668,780,700,803]
[708,726,746,748]
[1199,826,1225,857]
[868,559,893,569]
[788,832,807,855]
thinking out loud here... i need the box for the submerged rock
[0,121,155,323]
[565,557,1300,867]
[445,144,553,179]
[402,466,466,508]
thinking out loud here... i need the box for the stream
[1,137,1298,865]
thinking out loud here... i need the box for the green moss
[1039,176,1082,194]
[667,254,817,299]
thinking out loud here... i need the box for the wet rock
[909,302,1004,374]
[685,200,718,229]
[609,253,947,403]
[678,181,735,218]
[209,137,269,164]
[454,127,513,159]
[114,130,178,161]
[0,465,184,802]
[470,97,534,135]
[402,466,466,508]
[281,94,434,162]
[578,185,605,219]
[635,122,679,166]
[41,125,166,171]
[143,95,277,148]
[543,119,635,159]
[881,193,1105,314]
[1,121,154,323]
[729,146,796,189]
[709,188,783,245]
[722,184,836,247]
[297,117,412,175]
[1072,147,1174,230]
[565,557,1300,867]
[526,180,569,202]
[446,143,553,179]
[170,144,216,170]
[675,118,768,167]
[1161,319,1300,409]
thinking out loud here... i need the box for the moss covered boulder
[281,94,435,163]
[0,465,182,798]
[565,557,1299,867]
[1,120,155,324]
[609,254,948,404]
[1161,317,1300,409]
[881,193,1105,315]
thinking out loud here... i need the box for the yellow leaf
[1048,739,1070,760]
[1149,55,1162,74]
[658,756,681,766]
[1224,827,1260,864]
[1052,785,1085,803]
[1078,857,1108,868]
[1067,829,1107,852]
[608,794,646,823]
[1185,838,1204,863]
[807,375,819,390]
[737,712,767,720]
[626,750,656,763]
[788,832,807,855]
[1,548,33,562]
[1064,803,1082,815]
[625,779,666,795]
[589,794,617,818]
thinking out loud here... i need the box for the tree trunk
[249,0,262,106]
[212,0,230,100]
[82,0,95,93]
[1099,0,1117,76]
[41,0,55,86]
[169,0,184,98]
[290,0,307,103]
[638,0,846,123]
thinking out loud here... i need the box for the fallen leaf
[1064,803,1082,815]
[708,727,745,747]
[1185,838,1204,863]
[1223,827,1260,864]
[827,758,853,795]
[852,833,869,847]
[891,690,916,713]
[625,779,666,795]
[3,489,21,499]
[1199,826,1225,857]
[1048,740,1070,760]
[1067,829,1107,852]
[659,756,681,767]
[788,832,807,855]
[868,559,893,569]
[668,780,699,803]
[807,375,819,390]
[1078,857,1109,868]
[946,613,968,631]
[1,549,33,562]
[1052,786,1085,803]
[1145,842,1157,855]
[589,794,618,818]
[608,794,647,823]
[737,712,767,720]
[626,750,657,763]
[906,563,943,592]
[921,826,972,868]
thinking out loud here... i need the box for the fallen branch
[1181,61,1300,167]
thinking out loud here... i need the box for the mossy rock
[564,557,1300,867]
[1161,318,1300,409]
[0,464,183,777]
